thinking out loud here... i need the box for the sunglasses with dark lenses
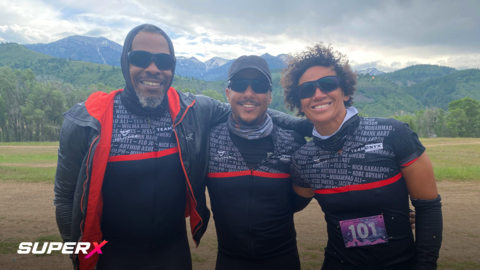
[128,51,175,70]
[296,76,340,99]
[228,79,272,94]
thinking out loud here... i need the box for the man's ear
[268,91,273,105]
[225,88,231,103]
[343,95,349,102]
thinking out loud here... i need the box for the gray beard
[136,92,165,109]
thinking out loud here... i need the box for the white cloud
[0,0,479,70]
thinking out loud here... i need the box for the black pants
[95,236,192,270]
[215,248,301,270]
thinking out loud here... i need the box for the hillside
[1,43,480,117]
[405,68,480,110]
[378,64,457,87]
[0,43,225,93]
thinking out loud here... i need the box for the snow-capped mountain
[358,68,385,76]
[205,57,230,71]
[24,35,123,67]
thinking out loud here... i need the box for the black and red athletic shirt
[207,123,306,260]
[291,117,425,269]
[101,95,187,249]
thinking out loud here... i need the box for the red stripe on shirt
[208,170,290,179]
[401,157,419,167]
[315,172,403,194]
[108,147,179,162]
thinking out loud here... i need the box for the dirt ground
[0,181,479,270]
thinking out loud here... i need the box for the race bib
[339,215,388,248]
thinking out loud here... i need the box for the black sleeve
[54,118,90,242]
[200,96,231,127]
[291,190,313,212]
[390,121,426,168]
[268,109,313,137]
[290,153,312,188]
[411,195,443,270]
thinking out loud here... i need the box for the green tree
[179,88,197,95]
[202,89,225,102]
[393,114,417,134]
[448,97,480,137]
[446,109,468,137]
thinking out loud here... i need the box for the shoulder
[210,122,227,134]
[292,140,316,161]
[275,126,307,145]
[360,117,407,128]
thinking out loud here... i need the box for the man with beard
[206,56,312,270]
[54,24,312,270]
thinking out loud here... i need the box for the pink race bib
[339,215,388,248]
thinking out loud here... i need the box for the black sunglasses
[228,79,272,94]
[296,76,340,99]
[128,51,175,70]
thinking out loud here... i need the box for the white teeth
[313,104,329,109]
[243,104,255,108]
[142,81,161,86]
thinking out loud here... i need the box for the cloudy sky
[1,0,479,71]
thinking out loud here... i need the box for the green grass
[438,261,480,270]
[191,253,206,263]
[419,138,480,181]
[0,166,56,183]
[0,142,59,146]
[434,167,480,181]
[302,260,324,270]
[0,238,22,254]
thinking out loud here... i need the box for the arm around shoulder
[267,109,313,137]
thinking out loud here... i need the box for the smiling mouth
[239,102,259,108]
[141,80,163,87]
[312,103,331,109]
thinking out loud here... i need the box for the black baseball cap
[228,55,272,83]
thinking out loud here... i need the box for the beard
[136,91,165,109]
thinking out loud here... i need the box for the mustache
[135,74,166,83]
[238,100,261,106]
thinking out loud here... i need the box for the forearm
[291,191,312,212]
[267,109,313,137]
[412,195,443,270]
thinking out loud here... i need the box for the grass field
[1,138,479,183]
[0,138,479,269]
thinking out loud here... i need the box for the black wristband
[411,194,443,270]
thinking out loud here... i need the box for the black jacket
[54,88,312,270]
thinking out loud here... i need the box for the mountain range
[23,35,291,81]
[2,37,479,117]
[22,35,387,81]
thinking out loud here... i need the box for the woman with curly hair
[283,44,442,270]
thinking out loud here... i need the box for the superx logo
[17,240,108,258]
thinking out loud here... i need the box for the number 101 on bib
[339,215,388,248]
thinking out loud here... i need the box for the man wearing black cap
[206,55,312,270]
[54,25,312,270]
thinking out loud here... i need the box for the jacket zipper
[149,116,155,249]
[171,101,204,245]
[74,135,100,269]
[249,168,255,259]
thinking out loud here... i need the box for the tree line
[0,66,479,142]
[392,97,480,138]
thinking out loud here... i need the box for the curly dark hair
[281,43,357,116]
